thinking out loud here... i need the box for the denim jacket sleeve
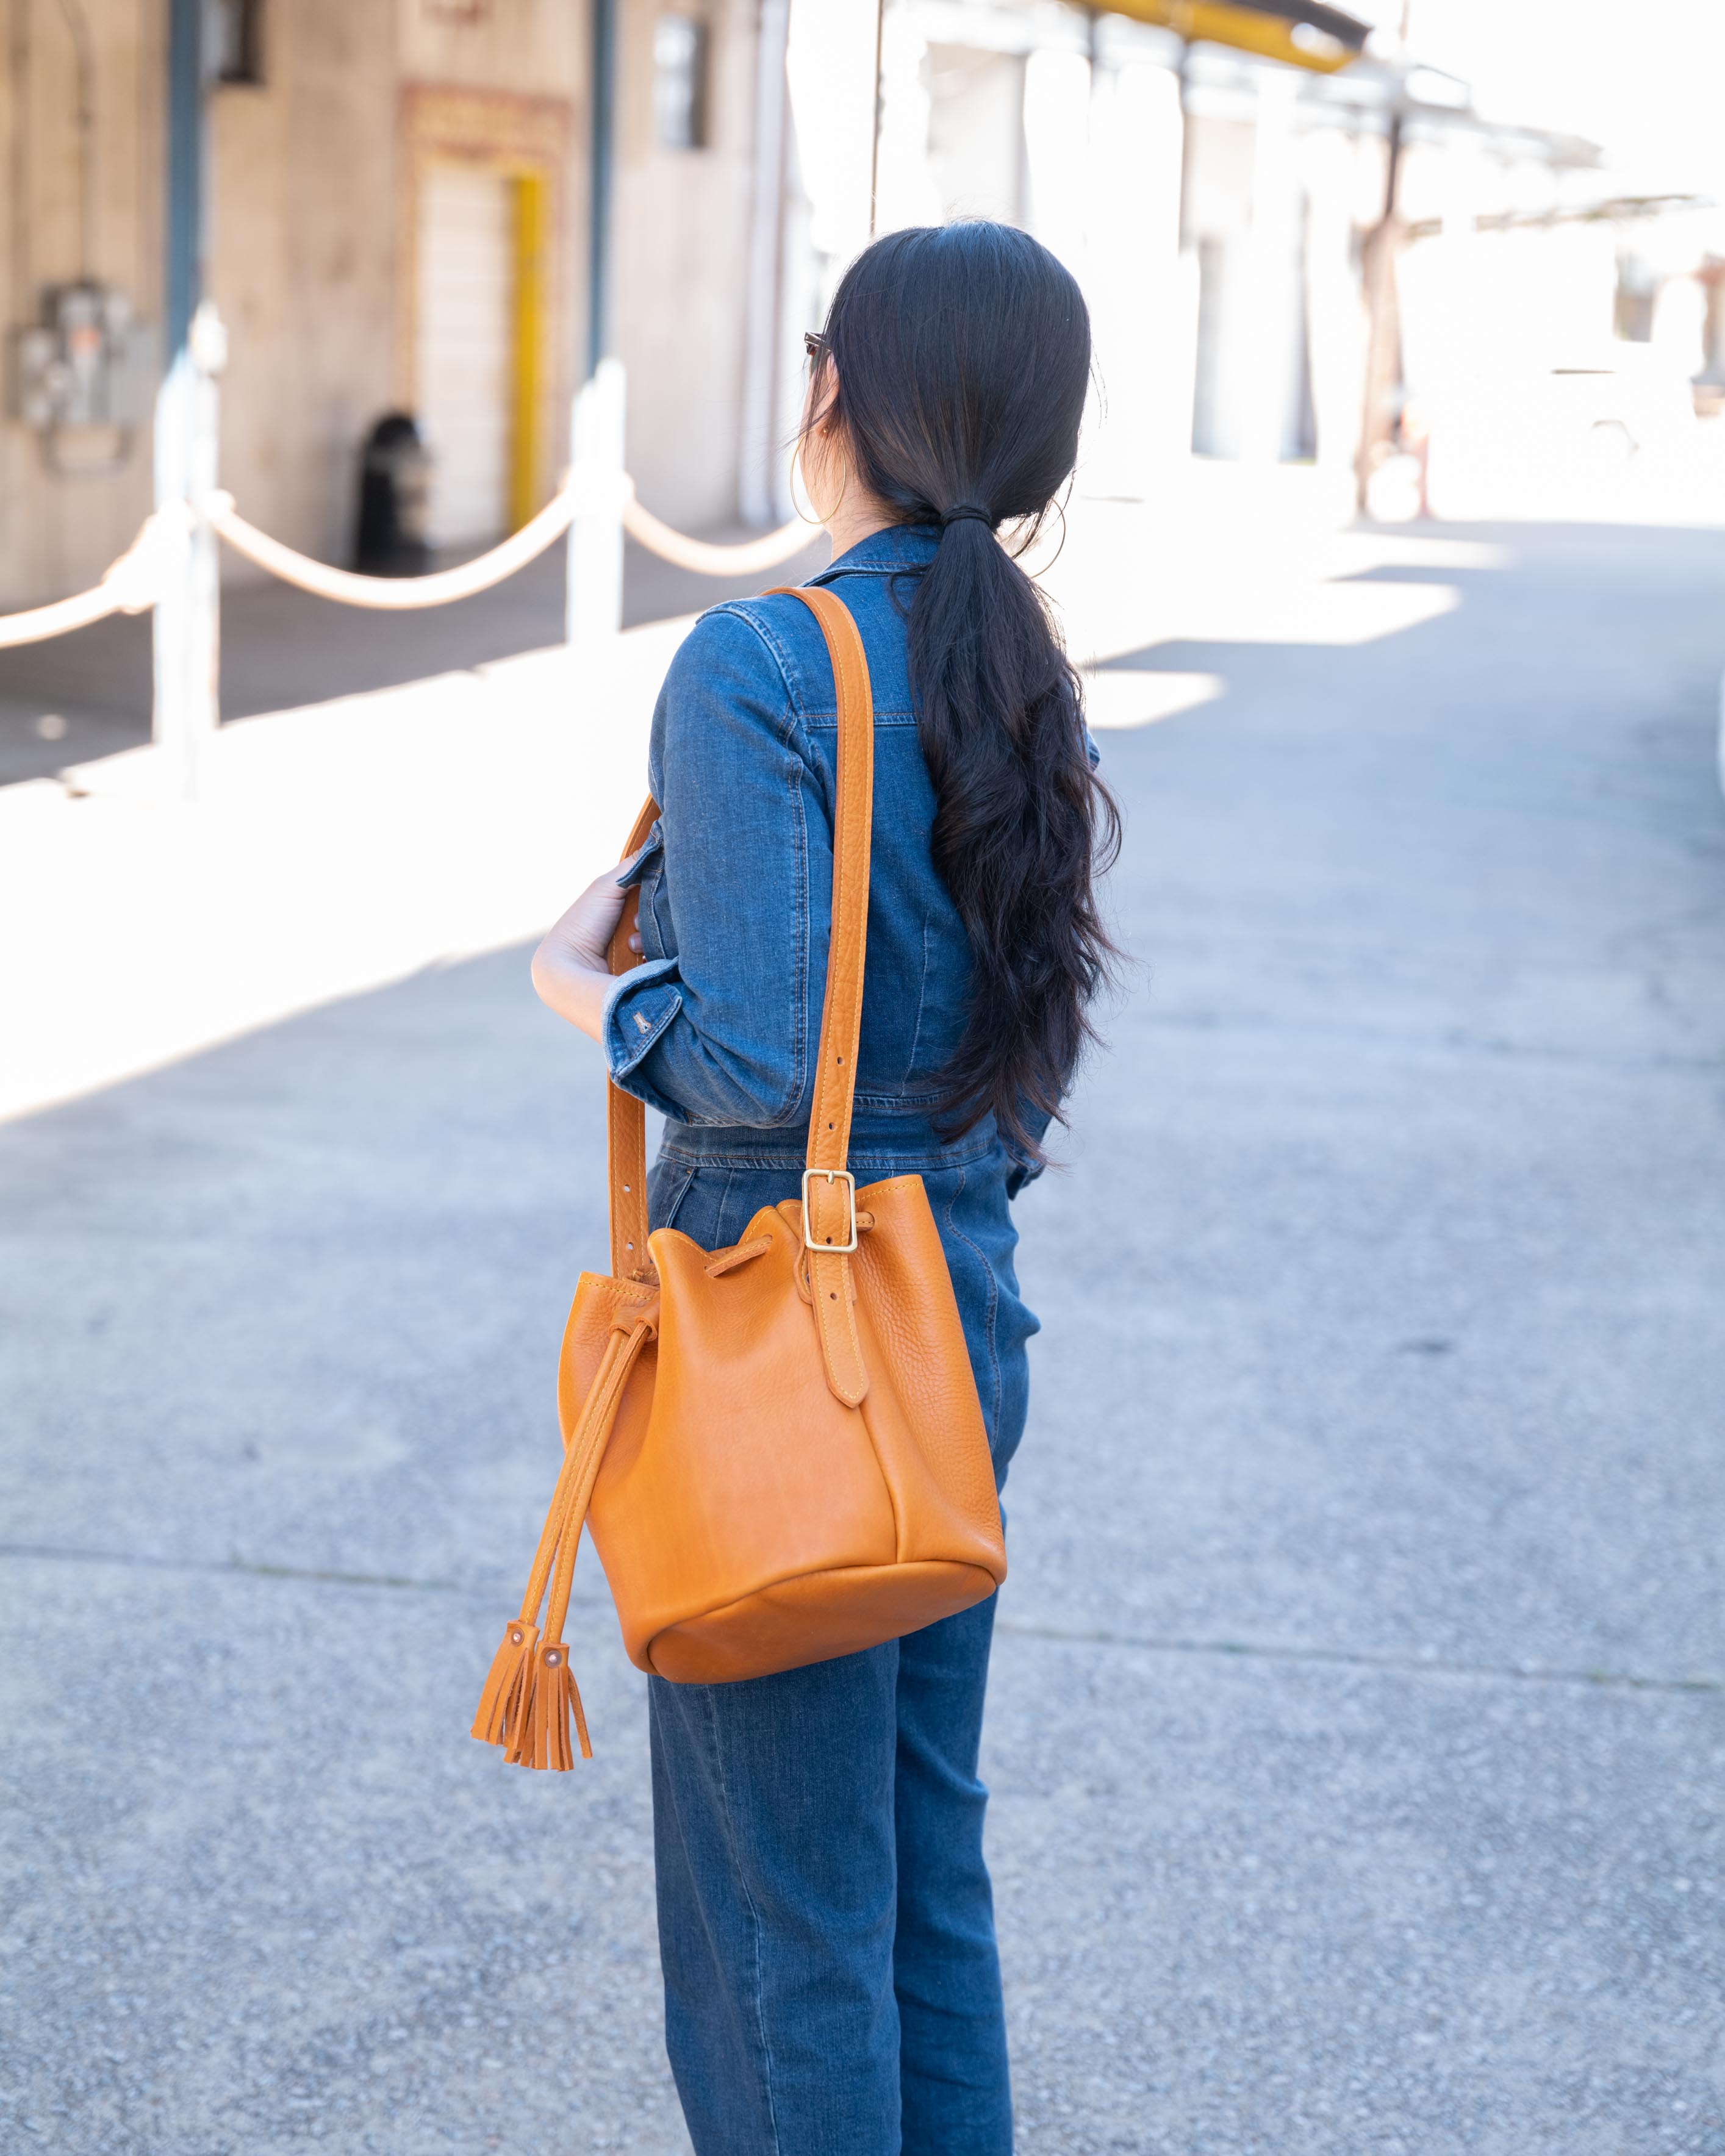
[601,604,823,1127]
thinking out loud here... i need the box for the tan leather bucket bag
[473,585,1007,1769]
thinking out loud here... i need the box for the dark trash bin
[353,412,432,575]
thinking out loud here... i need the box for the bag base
[638,1557,999,1683]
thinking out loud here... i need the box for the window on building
[1614,257,1656,344]
[653,15,710,152]
[212,0,265,85]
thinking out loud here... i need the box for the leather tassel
[476,1314,655,1766]
[471,1619,539,1750]
[507,1641,589,1771]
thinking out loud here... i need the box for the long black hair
[804,221,1119,1162]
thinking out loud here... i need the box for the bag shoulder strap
[770,585,874,1403]
[604,586,875,1401]
[776,584,873,1185]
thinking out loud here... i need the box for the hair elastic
[939,504,994,529]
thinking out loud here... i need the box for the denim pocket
[647,1156,698,1236]
[650,1163,736,1251]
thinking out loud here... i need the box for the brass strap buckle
[801,1167,858,1254]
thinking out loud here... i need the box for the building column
[152,0,221,797]
[739,0,792,528]
[1239,66,1300,467]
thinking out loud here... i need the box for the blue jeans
[645,1131,1033,2155]
[650,1598,1009,2155]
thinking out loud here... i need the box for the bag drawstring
[472,1309,656,1769]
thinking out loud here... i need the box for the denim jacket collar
[811,523,940,583]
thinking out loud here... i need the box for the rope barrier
[209,481,812,603]
[206,487,579,609]
[0,479,814,643]
[0,509,173,648]
[620,489,815,576]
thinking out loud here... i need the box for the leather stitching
[609,1092,648,1277]
[784,753,810,1133]
[810,1249,867,1406]
[800,589,872,1183]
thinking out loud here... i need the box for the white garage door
[417,163,512,549]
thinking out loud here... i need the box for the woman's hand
[531,854,645,1043]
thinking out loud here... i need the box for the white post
[1716,664,1725,807]
[1240,68,1299,468]
[1304,127,1365,493]
[566,357,627,652]
[739,0,791,529]
[151,300,224,799]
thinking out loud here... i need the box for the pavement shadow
[1095,519,1725,765]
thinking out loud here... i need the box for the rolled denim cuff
[1003,1153,1045,1200]
[602,958,686,1106]
[1001,1096,1058,1199]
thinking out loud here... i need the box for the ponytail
[806,223,1119,1161]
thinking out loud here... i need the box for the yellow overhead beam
[1103,1,1366,74]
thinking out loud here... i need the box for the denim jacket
[600,523,1081,1189]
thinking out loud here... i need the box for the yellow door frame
[510,170,550,532]
[397,88,573,540]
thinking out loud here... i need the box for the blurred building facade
[2,0,772,606]
[5,0,1715,614]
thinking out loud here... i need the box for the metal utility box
[8,282,154,443]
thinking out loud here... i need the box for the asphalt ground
[3,516,1724,2154]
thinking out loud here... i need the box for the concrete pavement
[4,506,1725,2153]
